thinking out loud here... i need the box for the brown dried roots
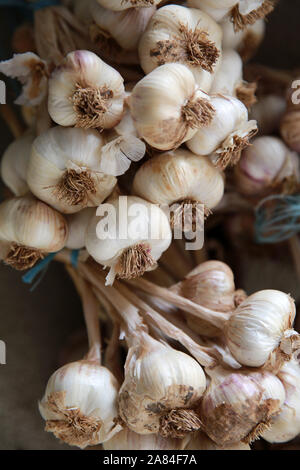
[170,199,211,233]
[115,244,156,280]
[231,1,274,32]
[160,409,201,438]
[72,83,113,129]
[54,169,97,206]
[236,81,257,109]
[128,0,154,5]
[216,130,257,170]
[5,243,44,271]
[44,391,102,448]
[182,96,215,129]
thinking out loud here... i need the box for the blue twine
[255,194,300,244]
[71,249,80,268]
[0,0,60,10]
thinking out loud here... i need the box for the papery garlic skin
[91,2,156,51]
[85,196,172,285]
[132,149,224,212]
[39,360,120,448]
[96,0,162,11]
[263,359,300,443]
[225,290,296,368]
[1,133,34,196]
[0,195,68,270]
[210,50,243,96]
[221,17,265,61]
[184,431,250,450]
[200,366,285,446]
[27,126,117,214]
[66,208,95,250]
[104,427,182,450]
[129,63,215,150]
[187,0,237,23]
[139,5,222,90]
[119,333,206,436]
[48,51,125,129]
[235,136,300,197]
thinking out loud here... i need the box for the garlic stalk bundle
[138,5,222,90]
[184,431,250,450]
[129,63,216,150]
[48,50,125,129]
[0,52,50,106]
[0,195,68,271]
[85,195,172,285]
[200,366,285,445]
[262,359,300,443]
[27,126,118,214]
[119,331,206,437]
[210,49,257,109]
[132,149,225,229]
[90,1,156,51]
[66,208,95,250]
[221,17,265,62]
[186,94,257,169]
[104,427,182,450]
[96,0,162,11]
[1,133,34,196]
[250,95,286,135]
[234,136,300,197]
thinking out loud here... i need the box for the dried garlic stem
[231,1,274,32]
[103,322,124,385]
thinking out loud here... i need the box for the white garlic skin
[119,333,206,434]
[250,95,286,135]
[187,0,238,22]
[1,132,34,196]
[91,2,156,51]
[185,431,250,450]
[48,50,125,129]
[39,360,120,448]
[96,0,162,11]
[139,5,222,90]
[132,149,224,210]
[0,195,68,254]
[66,208,95,250]
[210,49,243,96]
[225,290,296,367]
[27,126,117,214]
[104,427,182,450]
[129,63,213,150]
[221,16,265,59]
[263,359,300,443]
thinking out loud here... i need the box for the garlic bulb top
[185,431,250,450]
[132,149,225,213]
[235,136,300,197]
[186,94,257,169]
[119,332,206,436]
[48,50,125,129]
[39,359,120,448]
[66,208,95,250]
[262,359,300,443]
[1,132,34,196]
[225,290,296,368]
[139,5,222,90]
[96,0,162,11]
[0,195,68,270]
[104,427,182,450]
[129,63,216,150]
[90,1,156,51]
[85,195,172,285]
[27,126,117,214]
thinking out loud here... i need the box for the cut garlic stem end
[4,243,44,271]
[231,1,274,33]
[54,168,97,206]
[72,84,113,129]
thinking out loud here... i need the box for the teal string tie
[0,0,60,10]
[71,249,80,268]
[255,194,300,244]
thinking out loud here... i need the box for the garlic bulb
[262,359,300,443]
[119,332,206,437]
[132,149,224,228]
[235,136,300,197]
[185,431,250,450]
[0,195,68,270]
[104,427,182,450]
[66,208,95,250]
[48,50,125,129]
[85,195,172,284]
[251,95,286,135]
[39,359,120,448]
[27,126,117,214]
[90,1,156,51]
[225,290,297,368]
[129,63,216,150]
[96,0,162,11]
[200,366,285,445]
[221,17,265,61]
[1,133,34,196]
[138,5,222,90]
[186,94,257,169]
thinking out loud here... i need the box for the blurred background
[0,0,300,450]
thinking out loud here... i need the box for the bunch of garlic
[186,94,257,169]
[0,195,68,270]
[129,63,216,150]
[138,5,222,90]
[48,50,125,129]
[85,195,172,285]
